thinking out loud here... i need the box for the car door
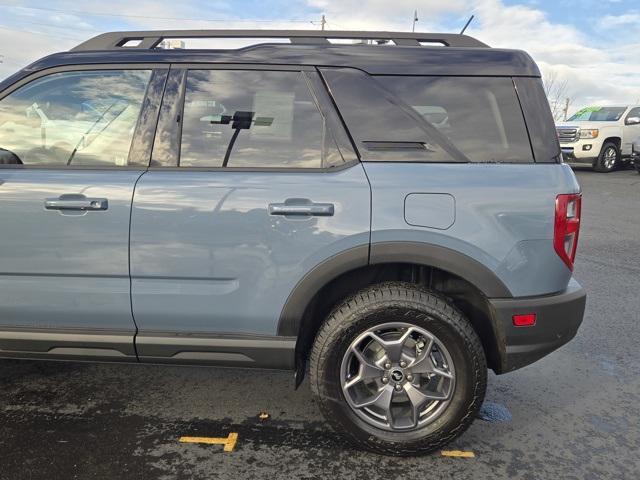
[130,66,371,367]
[623,107,640,155]
[0,67,166,361]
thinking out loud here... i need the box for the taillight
[554,193,582,270]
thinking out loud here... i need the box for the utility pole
[563,97,570,121]
[321,14,326,31]
[412,10,418,32]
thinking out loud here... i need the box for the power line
[0,3,312,24]
[0,24,83,42]
[5,18,96,34]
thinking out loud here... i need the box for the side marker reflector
[513,313,536,327]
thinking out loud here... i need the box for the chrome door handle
[268,201,334,217]
[45,195,108,211]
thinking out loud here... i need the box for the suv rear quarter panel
[364,162,580,297]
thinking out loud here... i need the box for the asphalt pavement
[1,166,639,479]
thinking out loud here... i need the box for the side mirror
[626,116,640,126]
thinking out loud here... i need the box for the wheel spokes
[408,336,435,373]
[403,383,450,427]
[353,384,394,411]
[345,346,385,389]
[366,328,414,364]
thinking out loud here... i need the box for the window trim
[0,63,167,170]
[150,63,359,172]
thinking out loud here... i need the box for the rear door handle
[268,201,334,217]
[45,195,108,211]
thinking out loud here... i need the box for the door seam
[128,170,147,360]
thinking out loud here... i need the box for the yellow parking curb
[441,450,475,458]
[179,432,239,452]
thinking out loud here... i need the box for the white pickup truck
[556,105,640,172]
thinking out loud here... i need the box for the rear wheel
[309,282,486,456]
[594,142,619,172]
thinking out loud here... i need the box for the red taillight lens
[554,193,582,270]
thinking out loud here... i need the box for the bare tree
[543,71,574,121]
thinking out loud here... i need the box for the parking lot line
[441,450,475,458]
[179,433,239,452]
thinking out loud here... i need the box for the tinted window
[376,76,533,163]
[513,77,560,163]
[320,68,462,163]
[179,70,339,168]
[0,70,151,166]
[568,107,626,122]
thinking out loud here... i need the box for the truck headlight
[579,129,599,139]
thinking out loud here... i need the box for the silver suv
[0,30,586,455]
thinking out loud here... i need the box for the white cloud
[0,27,77,80]
[0,0,638,110]
[599,11,640,27]
[311,0,640,110]
[466,0,640,110]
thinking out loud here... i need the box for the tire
[593,142,620,172]
[309,282,486,456]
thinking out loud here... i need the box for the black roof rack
[71,29,489,51]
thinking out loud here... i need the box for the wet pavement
[1,167,639,479]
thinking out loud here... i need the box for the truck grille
[556,127,579,143]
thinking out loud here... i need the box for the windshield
[568,107,626,122]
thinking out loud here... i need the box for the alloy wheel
[340,322,455,432]
[603,147,617,169]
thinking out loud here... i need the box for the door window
[0,70,151,166]
[178,70,343,168]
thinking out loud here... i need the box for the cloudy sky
[0,0,637,112]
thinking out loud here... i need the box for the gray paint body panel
[0,170,142,338]
[364,162,580,297]
[130,164,371,340]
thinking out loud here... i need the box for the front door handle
[269,200,334,217]
[45,194,108,211]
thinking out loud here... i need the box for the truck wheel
[594,142,620,172]
[309,282,486,456]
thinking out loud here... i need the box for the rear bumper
[489,278,586,374]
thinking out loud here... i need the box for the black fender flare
[277,241,512,337]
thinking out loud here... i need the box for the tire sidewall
[315,296,483,451]
[596,142,619,172]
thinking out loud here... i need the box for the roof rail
[71,29,489,51]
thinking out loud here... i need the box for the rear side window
[178,70,344,168]
[513,77,560,163]
[376,76,533,163]
[0,70,151,166]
